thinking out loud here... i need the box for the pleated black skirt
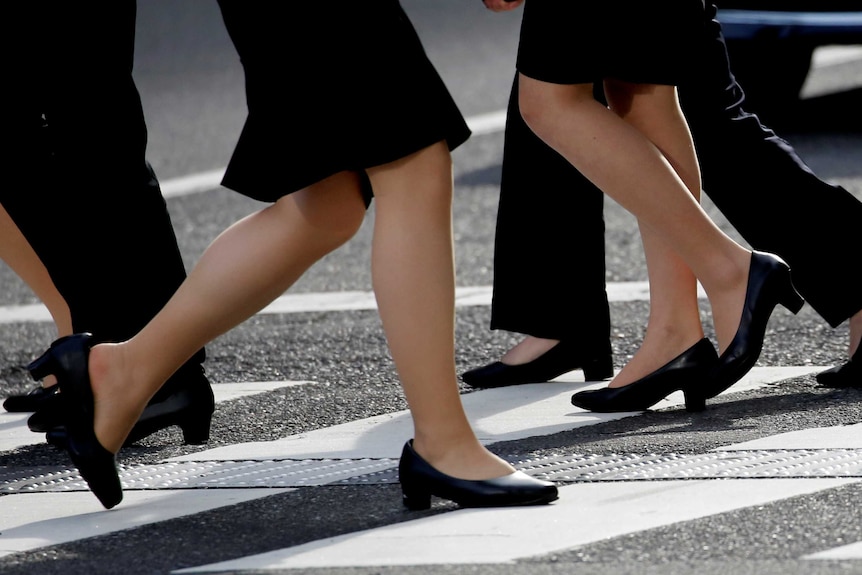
[217,1,471,203]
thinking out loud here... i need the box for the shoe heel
[401,485,431,510]
[26,350,56,382]
[179,411,212,445]
[583,355,614,381]
[683,388,706,413]
[778,274,804,315]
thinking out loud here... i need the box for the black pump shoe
[571,338,717,413]
[704,251,804,399]
[461,340,613,388]
[398,440,558,509]
[31,365,214,448]
[3,383,60,413]
[27,333,123,509]
[816,346,861,388]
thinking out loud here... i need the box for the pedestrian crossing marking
[0,489,287,559]
[167,366,823,462]
[0,356,845,566]
[804,540,862,561]
[173,477,858,571]
[720,421,862,450]
[0,281,700,324]
[0,381,306,453]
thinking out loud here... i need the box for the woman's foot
[461,336,613,388]
[37,365,214,449]
[410,435,514,480]
[606,328,705,390]
[27,334,124,509]
[399,439,558,509]
[571,338,716,413]
[87,342,152,454]
[705,251,803,398]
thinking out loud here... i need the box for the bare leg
[88,172,368,453]
[602,80,705,387]
[368,142,514,480]
[1,204,71,388]
[518,76,752,354]
[0,204,72,339]
[89,146,513,481]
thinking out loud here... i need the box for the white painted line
[719,421,862,451]
[804,540,862,561]
[0,381,306,453]
[35,49,862,205]
[152,109,509,200]
[211,381,309,403]
[704,365,825,396]
[813,45,862,67]
[259,290,378,314]
[223,280,677,314]
[466,109,508,136]
[0,488,289,559]
[0,303,51,324]
[3,364,818,458]
[86,60,862,203]
[169,366,823,462]
[0,281,704,324]
[0,369,839,564]
[160,168,225,198]
[0,412,33,453]
[173,477,856,572]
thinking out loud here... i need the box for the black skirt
[516,2,706,86]
[217,0,471,204]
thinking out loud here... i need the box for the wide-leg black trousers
[2,1,206,375]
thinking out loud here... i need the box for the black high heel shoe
[570,338,717,413]
[704,251,804,399]
[27,333,123,509]
[816,345,861,388]
[398,440,558,509]
[3,383,60,413]
[32,365,214,448]
[461,340,613,388]
[115,367,214,445]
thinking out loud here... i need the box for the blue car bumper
[717,9,862,43]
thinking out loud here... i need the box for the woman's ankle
[412,434,513,480]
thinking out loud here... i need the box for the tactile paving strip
[4,449,862,493]
[0,459,400,493]
[523,449,862,481]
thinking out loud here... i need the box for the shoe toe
[3,384,60,413]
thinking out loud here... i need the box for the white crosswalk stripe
[176,477,856,572]
[0,282,856,570]
[0,282,666,324]
[4,365,862,569]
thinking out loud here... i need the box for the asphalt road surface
[2,2,862,574]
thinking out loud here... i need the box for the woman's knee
[517,74,549,136]
[604,81,680,122]
[368,141,454,210]
[518,74,592,138]
[286,172,367,240]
